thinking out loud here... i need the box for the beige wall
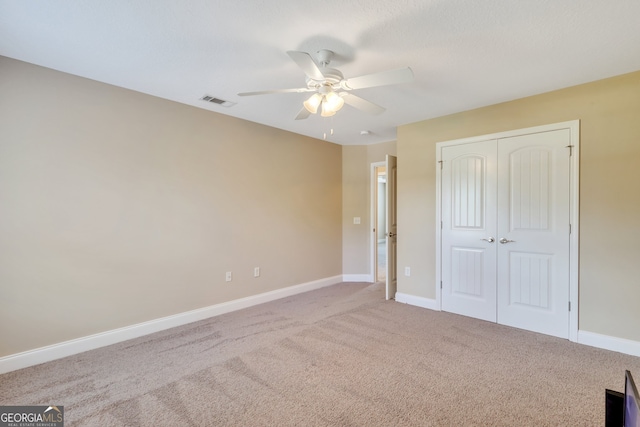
[342,141,396,277]
[397,71,640,342]
[0,57,343,357]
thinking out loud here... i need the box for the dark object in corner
[605,388,624,427]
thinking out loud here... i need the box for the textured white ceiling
[1,0,640,145]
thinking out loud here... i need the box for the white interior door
[496,130,571,338]
[385,155,397,300]
[440,129,571,338]
[441,140,498,321]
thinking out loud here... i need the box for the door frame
[435,120,580,342]
[371,161,386,282]
[385,155,398,300]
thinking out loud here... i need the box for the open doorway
[372,164,387,283]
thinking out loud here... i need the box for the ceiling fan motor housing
[306,68,344,89]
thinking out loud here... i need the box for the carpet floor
[1,282,639,426]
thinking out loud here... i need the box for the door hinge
[438,160,443,169]
[441,221,443,229]
[566,145,574,156]
[440,281,443,289]
[569,224,571,234]
[568,301,571,312]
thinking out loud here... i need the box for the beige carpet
[1,282,639,426]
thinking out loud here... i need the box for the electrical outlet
[353,217,361,224]
[404,267,411,277]
[225,271,232,282]
[254,267,260,277]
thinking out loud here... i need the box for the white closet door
[441,140,498,322]
[496,129,571,338]
[440,128,571,339]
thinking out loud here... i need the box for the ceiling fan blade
[341,93,386,115]
[238,87,313,96]
[295,107,311,120]
[287,51,325,81]
[341,67,414,90]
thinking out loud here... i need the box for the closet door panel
[496,130,571,339]
[441,140,497,322]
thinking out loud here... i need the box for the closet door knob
[499,238,516,244]
[480,237,495,243]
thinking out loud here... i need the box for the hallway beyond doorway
[377,241,386,282]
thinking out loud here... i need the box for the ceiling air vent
[200,95,235,107]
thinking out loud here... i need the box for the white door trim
[435,120,580,342]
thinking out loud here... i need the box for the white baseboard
[343,274,374,282]
[7,281,637,374]
[395,292,440,311]
[0,275,343,374]
[394,293,640,358]
[577,330,640,357]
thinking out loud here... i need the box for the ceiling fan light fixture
[303,93,322,114]
[320,102,337,117]
[323,91,344,113]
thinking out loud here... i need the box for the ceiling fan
[238,49,414,120]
